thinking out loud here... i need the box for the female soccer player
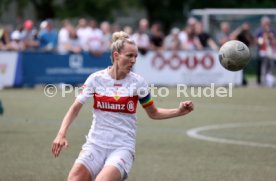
[51,31,194,181]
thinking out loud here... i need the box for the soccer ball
[218,40,250,71]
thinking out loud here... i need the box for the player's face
[116,43,138,74]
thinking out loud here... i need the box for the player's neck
[108,66,127,80]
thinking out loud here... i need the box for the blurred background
[0,0,276,87]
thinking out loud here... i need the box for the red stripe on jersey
[93,93,138,114]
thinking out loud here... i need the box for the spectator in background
[59,27,82,54]
[38,19,58,51]
[111,23,121,33]
[87,19,104,56]
[21,19,39,50]
[0,25,11,50]
[131,18,150,55]
[231,22,255,86]
[100,21,112,52]
[216,21,231,46]
[255,16,276,87]
[58,19,72,53]
[76,18,91,51]
[195,21,218,50]
[164,27,182,50]
[123,26,133,36]
[231,22,255,46]
[179,17,197,44]
[181,25,203,50]
[6,30,25,51]
[149,22,164,50]
[179,17,203,50]
[38,20,47,34]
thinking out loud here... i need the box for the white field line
[186,121,276,149]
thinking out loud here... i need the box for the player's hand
[178,101,194,115]
[51,135,69,157]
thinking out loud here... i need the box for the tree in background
[1,0,276,30]
[0,0,58,20]
[30,0,57,20]
[55,0,138,21]
[140,0,276,32]
[140,0,185,33]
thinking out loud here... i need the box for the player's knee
[67,172,76,181]
[67,164,92,181]
[95,174,121,181]
[67,169,80,181]
[95,167,121,181]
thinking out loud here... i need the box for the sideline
[186,121,276,149]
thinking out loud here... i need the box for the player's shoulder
[85,69,107,82]
[91,69,107,77]
[129,72,147,85]
[93,69,107,77]
[128,71,146,83]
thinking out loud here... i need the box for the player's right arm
[52,74,94,157]
[52,100,83,157]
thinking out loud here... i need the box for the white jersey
[77,68,152,153]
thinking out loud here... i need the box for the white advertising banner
[0,52,18,87]
[134,51,242,86]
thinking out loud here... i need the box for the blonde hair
[110,31,135,63]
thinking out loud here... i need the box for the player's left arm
[138,77,193,120]
[144,101,194,120]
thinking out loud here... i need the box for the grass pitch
[0,86,276,181]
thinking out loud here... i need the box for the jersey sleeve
[137,76,154,108]
[76,75,94,104]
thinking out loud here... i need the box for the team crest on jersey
[113,95,120,101]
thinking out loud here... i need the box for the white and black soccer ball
[218,40,250,71]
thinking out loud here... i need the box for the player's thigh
[72,144,106,180]
[95,165,121,181]
[68,162,93,181]
[100,149,134,181]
